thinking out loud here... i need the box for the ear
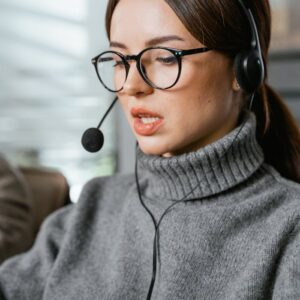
[232,78,241,92]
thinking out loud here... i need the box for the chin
[137,138,169,156]
[138,144,165,156]
[138,136,207,157]
[137,137,187,157]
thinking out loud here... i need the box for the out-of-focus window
[269,0,300,123]
[0,0,116,201]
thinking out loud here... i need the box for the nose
[121,62,153,96]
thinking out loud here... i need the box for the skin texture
[110,0,242,157]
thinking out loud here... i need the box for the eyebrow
[109,35,185,49]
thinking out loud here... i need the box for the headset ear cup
[234,52,248,92]
[234,51,264,94]
[246,50,264,91]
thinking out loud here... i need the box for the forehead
[110,0,198,48]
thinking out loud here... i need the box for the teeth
[140,117,160,124]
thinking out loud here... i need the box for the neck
[137,112,264,202]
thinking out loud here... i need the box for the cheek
[181,60,231,98]
[167,70,215,125]
[166,60,235,132]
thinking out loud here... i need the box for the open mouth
[131,108,163,136]
[140,116,161,124]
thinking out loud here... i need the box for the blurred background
[0,0,299,202]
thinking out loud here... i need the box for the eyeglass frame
[91,46,211,92]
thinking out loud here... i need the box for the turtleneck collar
[136,112,264,202]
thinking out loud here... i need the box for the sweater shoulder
[81,172,135,195]
[79,173,135,203]
[262,164,300,196]
[74,173,136,216]
[260,164,300,217]
[34,173,136,240]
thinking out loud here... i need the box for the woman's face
[110,0,241,156]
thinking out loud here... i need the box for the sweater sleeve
[0,156,35,263]
[272,222,300,299]
[0,204,73,300]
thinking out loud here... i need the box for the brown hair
[105,0,300,183]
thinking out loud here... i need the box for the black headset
[234,0,265,94]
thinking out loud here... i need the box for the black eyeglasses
[91,46,211,92]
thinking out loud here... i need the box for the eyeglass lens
[96,48,180,91]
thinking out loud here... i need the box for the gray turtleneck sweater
[0,114,299,299]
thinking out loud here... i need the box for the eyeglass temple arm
[177,47,211,57]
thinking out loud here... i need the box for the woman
[0,0,299,299]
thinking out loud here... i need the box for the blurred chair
[19,167,71,235]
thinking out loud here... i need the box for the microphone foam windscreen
[81,128,104,153]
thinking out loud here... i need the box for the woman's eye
[99,57,113,63]
[113,60,125,68]
[156,56,177,65]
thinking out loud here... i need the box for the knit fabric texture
[0,113,299,299]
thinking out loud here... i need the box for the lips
[131,107,163,136]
